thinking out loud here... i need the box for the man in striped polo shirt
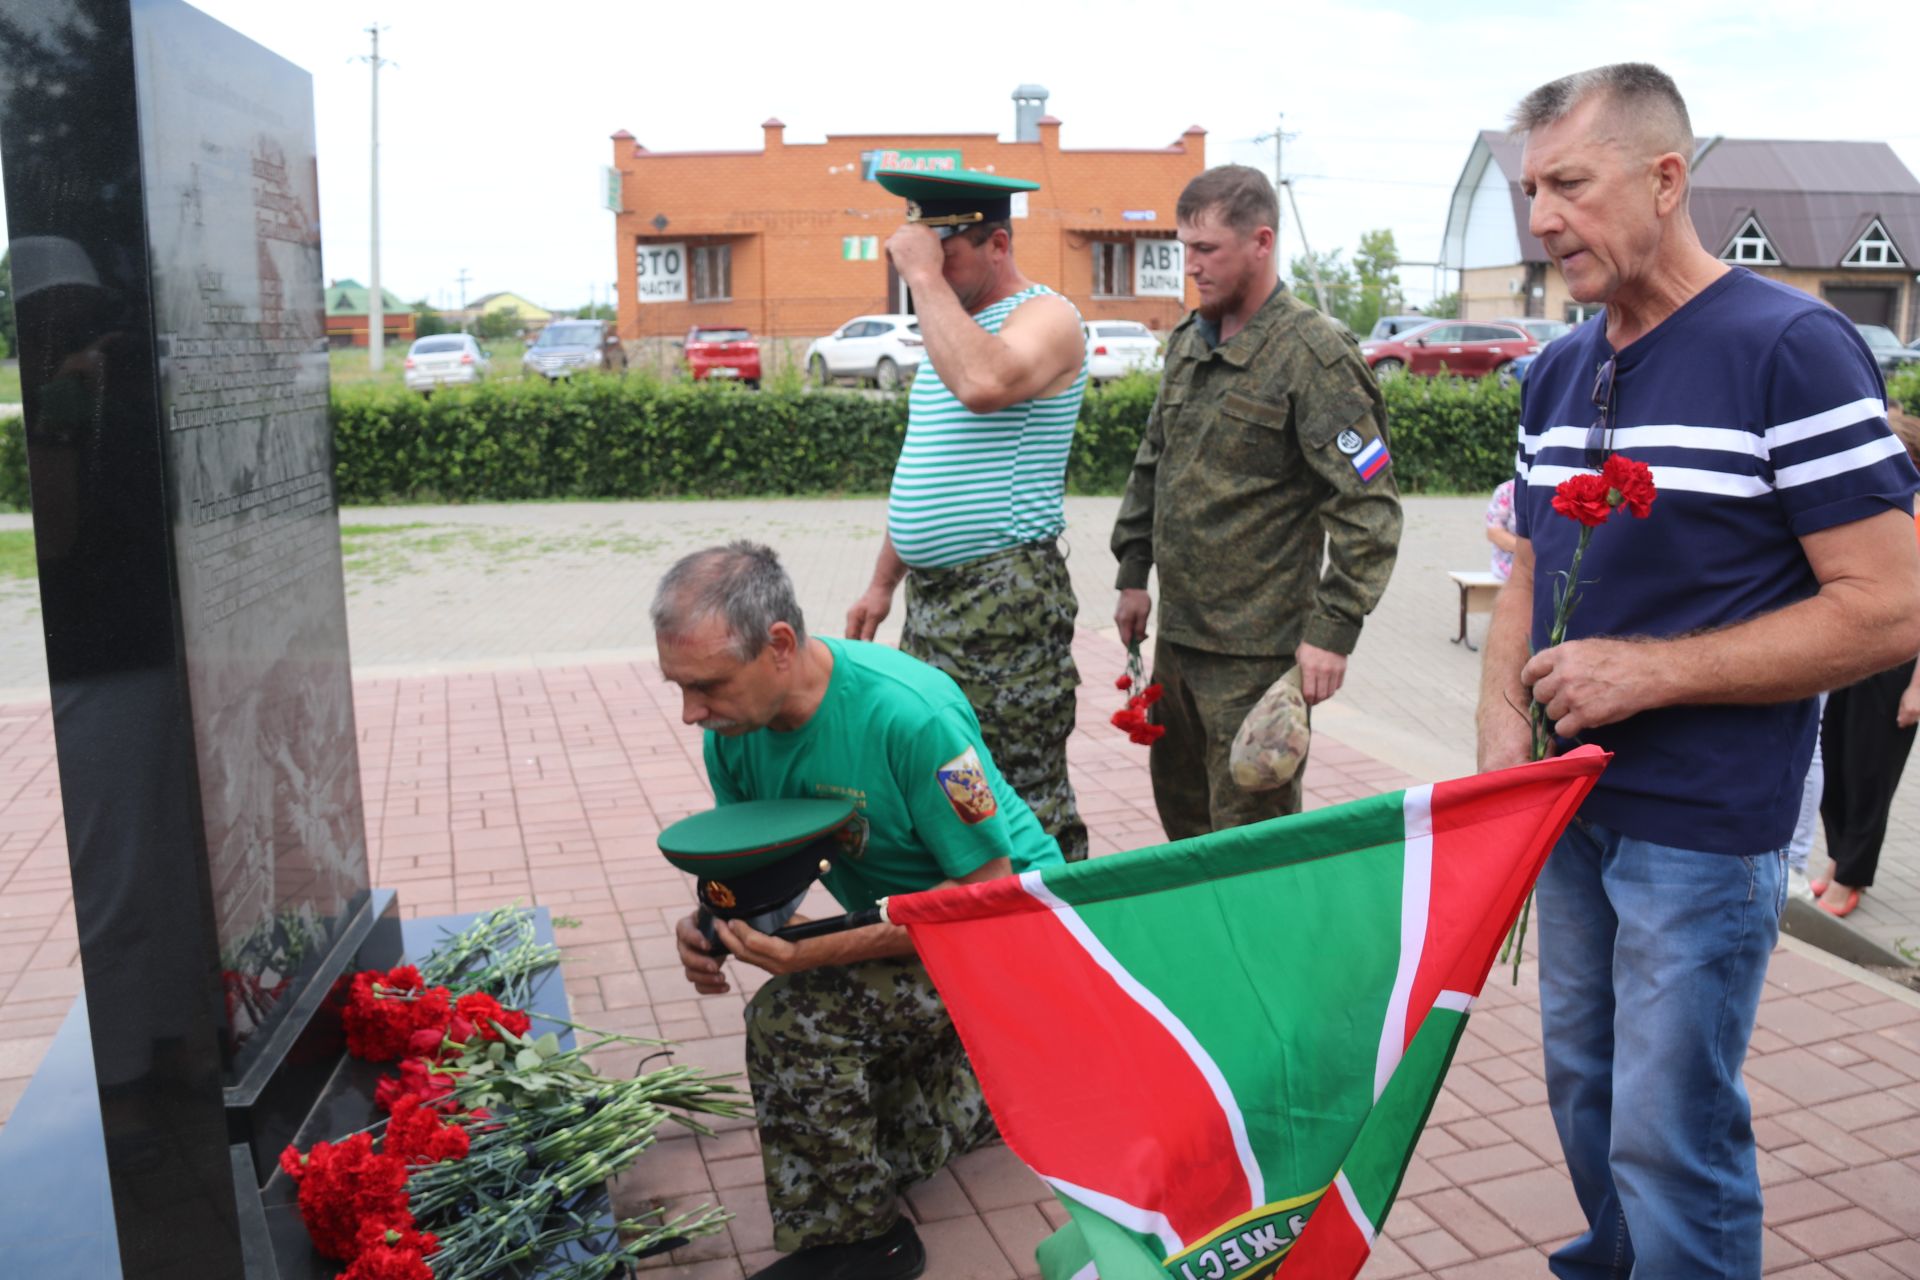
[1478,65,1920,1278]
[846,169,1092,863]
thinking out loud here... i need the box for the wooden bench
[1448,570,1504,651]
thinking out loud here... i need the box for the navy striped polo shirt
[1515,267,1918,853]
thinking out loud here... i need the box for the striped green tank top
[887,285,1088,569]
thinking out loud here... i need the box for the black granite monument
[0,1,399,1275]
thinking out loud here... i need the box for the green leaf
[535,1032,562,1058]
[516,1048,544,1071]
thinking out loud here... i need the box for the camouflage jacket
[1110,285,1403,657]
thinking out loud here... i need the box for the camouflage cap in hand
[657,798,857,919]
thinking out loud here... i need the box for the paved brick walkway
[3,627,1919,1277]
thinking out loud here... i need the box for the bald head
[1510,62,1694,168]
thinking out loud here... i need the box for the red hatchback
[683,326,762,387]
[1358,320,1539,379]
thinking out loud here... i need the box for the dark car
[1367,314,1433,340]
[1855,323,1920,375]
[522,320,627,380]
[682,326,762,387]
[1358,320,1540,379]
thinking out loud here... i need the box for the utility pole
[1282,181,1332,317]
[357,24,391,370]
[455,267,471,333]
[1252,112,1296,247]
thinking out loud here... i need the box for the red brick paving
[0,631,1917,1277]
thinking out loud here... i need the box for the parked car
[403,333,490,394]
[805,314,924,390]
[682,326,762,387]
[1854,323,1920,375]
[1082,320,1163,381]
[521,319,627,381]
[1358,320,1540,379]
[1367,314,1433,340]
[1495,316,1574,344]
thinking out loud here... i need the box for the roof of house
[325,279,407,315]
[1453,131,1920,271]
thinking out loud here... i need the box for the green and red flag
[885,748,1606,1280]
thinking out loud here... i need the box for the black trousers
[1819,658,1918,889]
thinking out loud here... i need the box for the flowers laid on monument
[279,906,742,1279]
[1111,640,1166,746]
[1501,455,1659,980]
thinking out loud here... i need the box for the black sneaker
[747,1215,926,1280]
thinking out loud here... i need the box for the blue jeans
[1536,820,1786,1279]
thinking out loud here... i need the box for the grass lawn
[330,339,530,389]
[0,529,34,579]
[0,362,20,404]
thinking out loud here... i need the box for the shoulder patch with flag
[935,746,998,825]
[887,747,1607,1280]
[1350,436,1390,483]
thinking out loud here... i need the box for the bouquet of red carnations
[279,906,743,1279]
[1111,639,1165,746]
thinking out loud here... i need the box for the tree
[574,302,616,321]
[1350,229,1401,339]
[1288,250,1356,323]
[1425,292,1461,319]
[410,300,455,338]
[475,306,522,341]
[0,247,13,358]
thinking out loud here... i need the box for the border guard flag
[885,748,1607,1279]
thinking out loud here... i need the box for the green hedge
[1891,365,1920,418]
[0,372,1526,511]
[0,416,23,511]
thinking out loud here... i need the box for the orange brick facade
[610,118,1207,341]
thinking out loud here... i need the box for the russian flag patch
[1350,437,1390,482]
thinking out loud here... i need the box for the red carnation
[1551,473,1615,527]
[1601,454,1657,519]
[341,1243,435,1280]
[343,967,453,1062]
[285,1133,411,1260]
[454,991,531,1041]
[384,1095,471,1167]
[1113,673,1132,690]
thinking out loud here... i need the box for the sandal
[1818,887,1862,918]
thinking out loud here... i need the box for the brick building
[609,89,1207,341]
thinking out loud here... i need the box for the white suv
[403,333,490,394]
[806,315,924,390]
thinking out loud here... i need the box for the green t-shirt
[703,638,1062,911]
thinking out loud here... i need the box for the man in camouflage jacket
[1112,165,1403,837]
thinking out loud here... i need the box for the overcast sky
[4,0,1918,311]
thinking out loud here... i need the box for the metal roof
[1467,131,1920,271]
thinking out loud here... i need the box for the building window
[1719,216,1779,265]
[1843,219,1905,268]
[693,244,732,301]
[1092,242,1131,296]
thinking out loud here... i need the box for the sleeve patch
[1349,436,1392,482]
[936,747,998,825]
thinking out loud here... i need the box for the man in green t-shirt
[653,541,1060,1280]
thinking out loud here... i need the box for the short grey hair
[1509,62,1694,161]
[650,541,807,659]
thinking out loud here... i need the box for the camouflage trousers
[1150,638,1309,840]
[902,539,1088,862]
[746,955,1000,1251]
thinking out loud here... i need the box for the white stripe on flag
[1067,1265,1099,1280]
[1019,871,1266,1216]
[1375,787,1434,1102]
[1334,1172,1377,1246]
[1044,1177,1182,1258]
[1434,989,1475,1014]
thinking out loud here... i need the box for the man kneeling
[654,541,1061,1280]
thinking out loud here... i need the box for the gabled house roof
[325,278,407,315]
[1442,131,1920,272]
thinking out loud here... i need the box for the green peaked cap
[658,799,857,919]
[876,168,1039,238]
